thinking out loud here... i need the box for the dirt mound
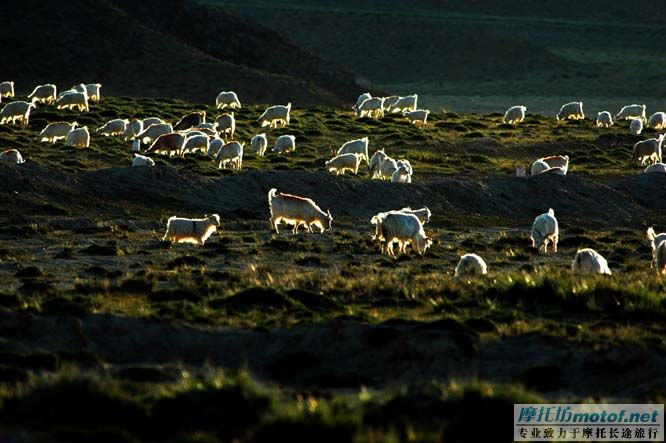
[2,163,663,227]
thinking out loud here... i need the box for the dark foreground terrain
[0,96,665,442]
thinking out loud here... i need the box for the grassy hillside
[210,0,666,112]
[0,0,364,105]
[1,94,666,441]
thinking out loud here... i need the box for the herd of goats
[0,81,665,277]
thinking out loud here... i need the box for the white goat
[251,133,268,156]
[596,111,613,128]
[0,81,14,98]
[337,137,369,162]
[455,254,488,279]
[183,134,210,155]
[557,101,584,121]
[258,103,291,128]
[215,141,244,170]
[215,91,241,109]
[391,94,418,113]
[121,119,143,141]
[162,214,220,245]
[273,135,296,154]
[647,227,666,268]
[391,165,412,183]
[648,112,666,130]
[379,157,398,181]
[268,188,332,234]
[39,121,77,143]
[137,123,174,144]
[1,101,36,125]
[356,97,385,119]
[215,113,235,140]
[65,127,90,148]
[96,119,128,137]
[382,95,400,112]
[354,92,372,111]
[132,154,155,167]
[531,208,558,253]
[146,132,186,157]
[572,248,612,275]
[369,149,388,178]
[616,104,646,123]
[28,84,57,104]
[56,91,89,112]
[632,135,664,165]
[404,109,430,126]
[325,153,361,175]
[74,83,101,102]
[0,149,25,164]
[370,211,431,256]
[503,105,526,125]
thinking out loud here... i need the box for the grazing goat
[0,149,25,164]
[215,91,241,109]
[455,254,488,279]
[251,133,268,156]
[0,81,14,98]
[56,91,89,112]
[28,84,57,104]
[132,154,155,167]
[258,103,291,128]
[503,105,526,125]
[173,111,205,131]
[648,112,666,130]
[354,92,372,111]
[337,137,369,162]
[97,119,128,137]
[404,109,430,126]
[356,97,385,119]
[122,119,144,141]
[632,135,664,165]
[215,113,235,140]
[391,94,418,113]
[215,141,243,170]
[162,214,220,245]
[596,111,613,128]
[557,101,584,121]
[146,132,186,157]
[630,118,643,135]
[65,126,90,148]
[616,104,646,123]
[370,211,431,256]
[1,101,36,125]
[531,208,558,253]
[325,153,362,175]
[268,188,332,234]
[39,121,77,143]
[572,248,612,275]
[273,135,296,154]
